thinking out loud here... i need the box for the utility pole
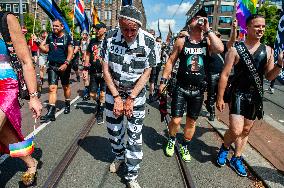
[19,0,24,27]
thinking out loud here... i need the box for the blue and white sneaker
[230,156,247,177]
[216,144,229,166]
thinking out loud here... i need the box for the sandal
[21,158,41,187]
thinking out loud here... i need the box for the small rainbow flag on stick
[9,137,35,158]
[9,120,36,158]
[236,0,257,34]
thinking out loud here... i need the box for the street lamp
[19,0,24,27]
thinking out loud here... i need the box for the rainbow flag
[236,0,257,33]
[9,137,35,158]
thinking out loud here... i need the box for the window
[208,16,213,24]
[220,5,234,13]
[218,28,231,36]
[108,10,112,20]
[22,4,27,13]
[13,4,19,13]
[98,10,101,19]
[219,16,232,24]
[204,6,214,14]
[6,4,12,12]
[109,0,112,4]
[105,0,109,4]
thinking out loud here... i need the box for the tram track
[164,115,196,188]
[42,113,97,188]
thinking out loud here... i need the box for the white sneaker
[127,179,141,188]
[109,160,123,173]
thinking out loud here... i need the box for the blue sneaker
[230,156,247,177]
[216,144,229,166]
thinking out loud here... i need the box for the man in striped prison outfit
[100,5,155,188]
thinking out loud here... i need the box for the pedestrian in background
[39,19,74,122]
[101,6,155,188]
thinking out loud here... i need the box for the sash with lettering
[235,42,264,119]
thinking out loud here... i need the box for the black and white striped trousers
[105,88,146,181]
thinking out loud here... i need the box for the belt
[179,84,200,91]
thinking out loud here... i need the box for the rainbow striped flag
[9,137,35,158]
[236,0,257,34]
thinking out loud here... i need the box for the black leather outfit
[48,62,72,85]
[229,43,267,120]
[171,37,208,119]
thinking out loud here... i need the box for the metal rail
[43,113,97,188]
[165,115,196,188]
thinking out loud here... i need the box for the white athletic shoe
[109,159,123,173]
[127,179,141,188]
[268,87,274,94]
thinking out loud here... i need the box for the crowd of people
[0,5,283,188]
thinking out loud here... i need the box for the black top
[87,37,103,73]
[207,41,227,74]
[234,43,267,91]
[176,37,209,87]
[46,33,73,64]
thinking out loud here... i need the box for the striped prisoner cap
[118,5,142,26]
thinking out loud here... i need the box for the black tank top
[234,43,267,90]
[176,37,208,87]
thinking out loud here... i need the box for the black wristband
[83,66,89,71]
[113,94,120,99]
[160,77,168,84]
[276,63,283,69]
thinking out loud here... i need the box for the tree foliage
[23,13,42,40]
[258,2,280,47]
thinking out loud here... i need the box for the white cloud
[167,2,192,17]
[149,19,176,40]
[152,4,163,13]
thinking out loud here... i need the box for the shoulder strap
[235,42,263,99]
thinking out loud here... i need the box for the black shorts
[171,86,204,120]
[89,72,106,93]
[149,66,161,84]
[32,51,38,57]
[229,90,258,120]
[47,63,72,86]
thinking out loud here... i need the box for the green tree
[23,13,42,40]
[59,0,73,29]
[258,2,280,47]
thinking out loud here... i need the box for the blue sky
[143,0,194,40]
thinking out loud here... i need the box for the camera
[197,18,204,25]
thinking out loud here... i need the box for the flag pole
[72,0,76,38]
[90,0,94,31]
[32,0,38,46]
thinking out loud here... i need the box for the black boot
[96,102,104,124]
[40,105,56,121]
[208,105,215,121]
[64,100,70,114]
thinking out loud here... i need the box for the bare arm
[39,36,49,53]
[8,14,37,94]
[227,19,238,50]
[264,47,283,80]
[84,51,91,67]
[66,45,74,62]
[161,38,184,79]
[8,14,42,117]
[74,45,80,55]
[207,32,224,54]
[130,68,152,98]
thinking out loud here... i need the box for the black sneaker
[208,113,215,121]
[97,112,104,124]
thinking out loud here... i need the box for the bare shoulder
[173,37,185,51]
[6,13,18,25]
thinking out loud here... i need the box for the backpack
[47,32,69,57]
[0,11,30,101]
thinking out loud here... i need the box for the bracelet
[160,77,168,84]
[29,92,38,98]
[64,60,70,66]
[204,29,213,35]
[276,63,283,69]
[113,94,120,99]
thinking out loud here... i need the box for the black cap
[195,8,207,17]
[93,22,106,29]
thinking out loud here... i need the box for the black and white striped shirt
[101,28,156,90]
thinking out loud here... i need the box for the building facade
[186,0,283,40]
[0,0,29,16]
